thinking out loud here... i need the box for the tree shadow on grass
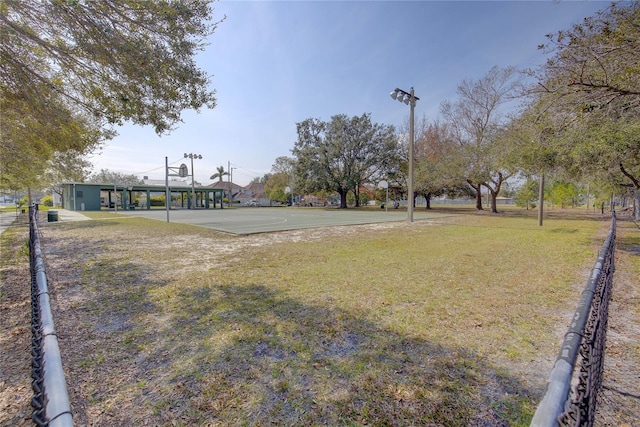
[133,282,538,426]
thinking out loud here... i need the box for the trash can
[47,211,58,222]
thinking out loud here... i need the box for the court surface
[119,207,452,235]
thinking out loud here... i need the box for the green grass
[26,211,611,425]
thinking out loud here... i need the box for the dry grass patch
[2,211,610,426]
[0,226,33,426]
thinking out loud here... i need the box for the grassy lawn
[2,209,616,426]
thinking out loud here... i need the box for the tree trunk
[538,174,545,227]
[339,190,348,209]
[487,183,502,213]
[490,189,498,213]
[425,192,432,210]
[483,173,504,214]
[619,163,640,221]
[467,180,483,210]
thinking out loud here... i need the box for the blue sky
[88,0,610,186]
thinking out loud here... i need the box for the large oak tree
[292,114,397,209]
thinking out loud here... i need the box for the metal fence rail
[531,213,616,427]
[29,206,74,427]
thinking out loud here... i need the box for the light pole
[184,153,202,209]
[390,87,419,222]
[230,167,236,206]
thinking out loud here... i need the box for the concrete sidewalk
[0,211,20,235]
[0,209,90,236]
[48,209,91,222]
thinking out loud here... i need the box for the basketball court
[118,207,452,235]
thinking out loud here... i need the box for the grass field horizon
[2,207,631,426]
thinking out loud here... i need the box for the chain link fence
[29,206,73,427]
[531,214,616,427]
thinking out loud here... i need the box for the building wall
[61,183,225,211]
[63,184,102,211]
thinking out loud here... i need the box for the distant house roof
[207,181,244,197]
[246,182,266,198]
[234,193,254,202]
[206,181,269,200]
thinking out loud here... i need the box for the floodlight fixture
[390,88,419,107]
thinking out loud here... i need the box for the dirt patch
[594,220,640,425]
[0,227,33,427]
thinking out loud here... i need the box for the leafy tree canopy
[412,118,463,207]
[532,1,639,217]
[88,169,143,187]
[1,0,221,135]
[0,88,102,189]
[44,149,93,199]
[1,1,222,191]
[514,178,538,209]
[271,156,295,176]
[264,172,289,203]
[536,2,639,120]
[292,113,397,209]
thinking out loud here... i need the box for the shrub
[149,196,165,206]
[41,195,54,207]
